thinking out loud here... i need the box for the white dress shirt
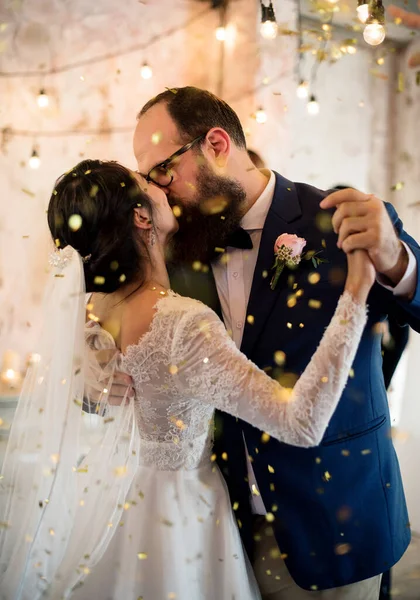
[211,169,417,514]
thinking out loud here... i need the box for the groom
[130,87,420,599]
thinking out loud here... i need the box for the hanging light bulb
[140,62,153,79]
[357,0,370,23]
[363,22,386,45]
[255,107,267,124]
[28,148,40,169]
[260,1,278,40]
[215,26,226,41]
[307,95,320,115]
[363,0,386,46]
[296,80,309,99]
[37,89,49,108]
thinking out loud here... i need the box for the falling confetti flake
[137,553,148,560]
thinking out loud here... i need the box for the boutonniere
[270,234,327,290]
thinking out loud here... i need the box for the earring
[149,229,156,247]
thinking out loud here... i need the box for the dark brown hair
[138,86,247,149]
[47,159,153,294]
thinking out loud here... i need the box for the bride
[0,159,374,600]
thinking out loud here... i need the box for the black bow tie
[225,227,253,250]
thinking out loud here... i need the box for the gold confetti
[265,512,275,523]
[119,274,126,283]
[221,452,228,461]
[361,449,371,455]
[114,466,128,477]
[172,205,182,218]
[341,450,350,457]
[287,322,292,329]
[251,484,260,496]
[377,57,385,66]
[68,214,82,231]
[94,276,105,285]
[266,569,272,575]
[261,432,270,443]
[323,471,332,481]
[272,504,278,512]
[137,553,148,560]
[262,270,268,279]
[210,454,217,462]
[169,365,178,375]
[49,529,55,536]
[335,543,351,555]
[270,483,275,491]
[89,184,99,198]
[84,170,91,175]
[274,351,286,366]
[151,132,162,145]
[308,299,322,309]
[50,454,60,464]
[321,376,329,383]
[315,457,322,464]
[247,315,255,325]
[268,465,275,473]
[349,368,355,378]
[233,502,239,510]
[308,272,321,285]
[287,296,297,308]
[299,323,304,328]
[391,181,404,191]
[22,188,35,197]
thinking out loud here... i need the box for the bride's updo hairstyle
[48,159,153,294]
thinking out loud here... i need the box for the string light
[140,62,153,79]
[37,89,49,108]
[28,148,40,169]
[357,0,370,23]
[255,107,267,123]
[296,79,309,99]
[260,1,278,40]
[363,0,386,46]
[307,95,320,115]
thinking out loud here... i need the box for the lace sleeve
[172,292,367,447]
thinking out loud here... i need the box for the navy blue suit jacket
[169,172,420,590]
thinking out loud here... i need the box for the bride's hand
[344,249,376,303]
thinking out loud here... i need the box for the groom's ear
[133,207,152,231]
[204,128,231,167]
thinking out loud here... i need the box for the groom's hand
[320,188,409,287]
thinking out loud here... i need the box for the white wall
[392,38,420,535]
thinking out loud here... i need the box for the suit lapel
[241,172,303,358]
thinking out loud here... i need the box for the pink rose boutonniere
[270,234,307,290]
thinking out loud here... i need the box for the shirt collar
[241,169,275,232]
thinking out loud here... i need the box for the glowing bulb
[5,369,16,381]
[260,19,278,40]
[37,89,49,108]
[307,95,320,115]
[215,26,226,41]
[140,63,153,79]
[363,23,386,46]
[255,107,267,124]
[357,2,370,23]
[346,45,357,54]
[29,149,40,169]
[296,80,309,99]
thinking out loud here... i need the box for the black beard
[168,164,247,265]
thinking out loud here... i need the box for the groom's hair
[48,159,153,294]
[138,86,247,149]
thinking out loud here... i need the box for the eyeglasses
[145,134,206,188]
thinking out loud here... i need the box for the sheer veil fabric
[0,247,139,599]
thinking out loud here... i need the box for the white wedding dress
[67,290,366,600]
[0,254,366,600]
